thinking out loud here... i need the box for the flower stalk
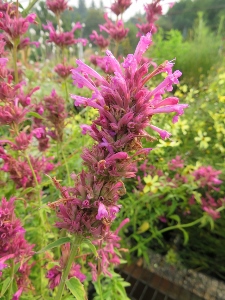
[12,41,19,84]
[7,259,15,300]
[55,236,83,300]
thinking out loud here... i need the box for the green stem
[64,79,69,104]
[12,43,18,84]
[55,236,83,300]
[97,276,104,300]
[25,153,45,296]
[59,143,71,185]
[114,41,119,58]
[130,217,204,253]
[7,260,15,300]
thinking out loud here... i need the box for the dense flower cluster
[110,0,132,16]
[100,15,129,42]
[46,0,69,15]
[0,13,36,41]
[32,89,67,144]
[43,22,87,48]
[0,197,34,297]
[90,30,110,49]
[50,33,187,246]
[54,63,73,78]
[136,0,162,37]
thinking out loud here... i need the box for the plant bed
[121,250,225,300]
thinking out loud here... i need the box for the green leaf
[27,112,45,120]
[179,228,189,245]
[21,187,36,195]
[0,277,12,297]
[65,277,86,300]
[82,239,98,258]
[36,237,71,254]
[169,214,181,224]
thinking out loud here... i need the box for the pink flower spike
[46,0,69,15]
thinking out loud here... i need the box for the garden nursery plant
[0,0,225,299]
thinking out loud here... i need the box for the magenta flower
[51,33,187,250]
[46,0,68,15]
[136,0,162,37]
[0,196,34,276]
[203,207,220,220]
[192,166,222,190]
[0,99,30,125]
[0,149,54,188]
[90,30,110,49]
[17,85,40,107]
[136,22,157,37]
[54,63,73,78]
[0,13,36,40]
[43,89,67,142]
[90,54,115,74]
[43,22,83,48]
[100,19,129,42]
[145,0,162,24]
[110,0,132,16]
[168,156,184,170]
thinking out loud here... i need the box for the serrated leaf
[82,239,98,258]
[27,112,45,120]
[65,277,86,300]
[0,277,12,297]
[36,237,71,254]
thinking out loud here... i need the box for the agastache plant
[136,0,162,37]
[47,32,188,299]
[89,1,131,70]
[0,196,35,299]
[0,3,56,297]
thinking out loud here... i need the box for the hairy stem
[114,41,119,58]
[97,276,104,300]
[55,236,83,300]
[25,153,45,295]
[59,143,71,185]
[12,43,18,84]
[64,79,69,103]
